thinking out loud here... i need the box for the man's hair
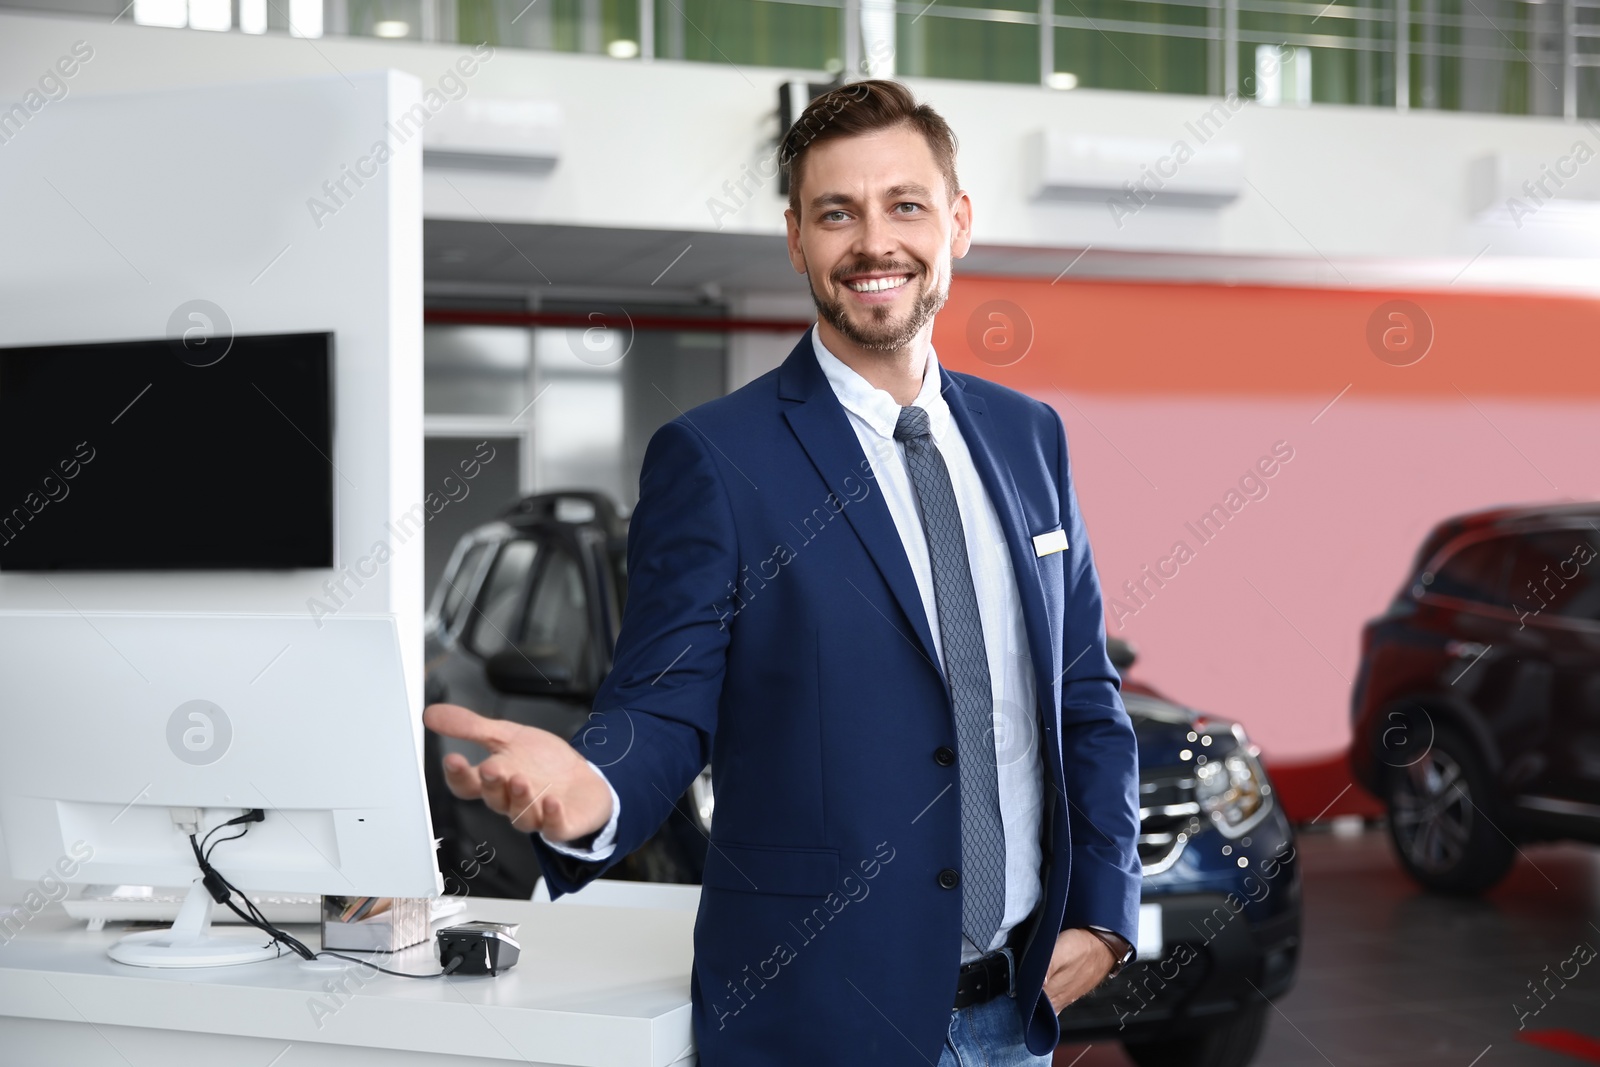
[780,79,960,219]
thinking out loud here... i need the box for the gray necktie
[894,404,1006,952]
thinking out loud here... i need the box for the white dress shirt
[546,326,1044,966]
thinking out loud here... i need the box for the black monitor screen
[0,332,334,571]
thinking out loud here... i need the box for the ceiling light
[239,0,266,32]
[1047,72,1079,91]
[287,0,321,37]
[133,0,186,28]
[374,20,410,38]
[188,0,232,31]
[607,39,640,59]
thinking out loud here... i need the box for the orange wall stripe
[934,276,1600,398]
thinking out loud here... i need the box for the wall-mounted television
[0,332,335,571]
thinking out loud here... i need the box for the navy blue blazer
[532,332,1141,1064]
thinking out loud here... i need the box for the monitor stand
[108,878,282,967]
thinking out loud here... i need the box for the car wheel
[1123,1003,1268,1067]
[1384,727,1514,895]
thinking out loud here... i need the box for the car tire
[1122,1003,1268,1067]
[1384,726,1514,895]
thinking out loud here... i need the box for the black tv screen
[0,332,334,571]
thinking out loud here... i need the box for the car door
[430,535,537,723]
[1505,527,1600,807]
[425,533,496,661]
[495,537,599,739]
[1417,532,1552,794]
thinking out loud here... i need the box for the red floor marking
[1519,1030,1600,1063]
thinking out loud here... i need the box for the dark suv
[1350,502,1600,895]
[423,490,711,898]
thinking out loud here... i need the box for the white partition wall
[0,69,427,711]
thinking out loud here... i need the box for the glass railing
[5,0,1596,117]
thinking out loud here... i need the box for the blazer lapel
[779,335,945,680]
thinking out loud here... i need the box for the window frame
[464,535,544,661]
[1502,526,1600,630]
[428,531,501,643]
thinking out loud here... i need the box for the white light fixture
[288,0,322,38]
[133,0,187,28]
[187,0,230,30]
[1255,44,1311,106]
[374,20,410,38]
[607,39,640,59]
[1047,71,1079,90]
[239,0,266,33]
[860,0,895,77]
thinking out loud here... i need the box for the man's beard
[809,262,948,352]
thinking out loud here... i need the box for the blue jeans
[937,994,1052,1067]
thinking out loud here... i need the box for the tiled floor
[1055,825,1600,1066]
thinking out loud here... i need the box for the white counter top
[0,894,696,1067]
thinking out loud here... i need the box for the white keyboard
[64,887,322,931]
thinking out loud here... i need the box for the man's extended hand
[423,703,613,843]
[1042,928,1117,1014]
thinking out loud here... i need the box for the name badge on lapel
[1032,528,1069,557]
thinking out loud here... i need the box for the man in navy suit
[425,79,1140,1066]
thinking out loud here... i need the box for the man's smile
[844,274,911,293]
[838,270,918,307]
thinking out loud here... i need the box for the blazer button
[933,746,955,766]
[938,868,960,890]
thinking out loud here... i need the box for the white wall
[727,292,814,389]
[0,67,426,707]
[2,11,1596,287]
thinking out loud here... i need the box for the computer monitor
[0,611,442,967]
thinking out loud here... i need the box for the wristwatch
[1085,925,1135,979]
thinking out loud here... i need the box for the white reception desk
[0,884,700,1067]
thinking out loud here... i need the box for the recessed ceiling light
[1047,72,1079,90]
[607,39,640,59]
[374,20,409,37]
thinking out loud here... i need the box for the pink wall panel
[1040,394,1599,766]
[933,275,1600,815]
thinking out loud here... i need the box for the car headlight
[1195,747,1270,837]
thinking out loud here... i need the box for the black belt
[952,946,1015,1010]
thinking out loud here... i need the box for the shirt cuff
[538,760,620,861]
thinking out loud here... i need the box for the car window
[1507,530,1600,623]
[468,539,538,659]
[438,540,491,632]
[521,546,590,674]
[1428,536,1513,607]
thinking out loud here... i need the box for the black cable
[203,825,251,864]
[207,862,313,959]
[315,950,463,979]
[188,824,315,961]
[220,898,293,959]
[191,814,455,979]
[199,808,264,858]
